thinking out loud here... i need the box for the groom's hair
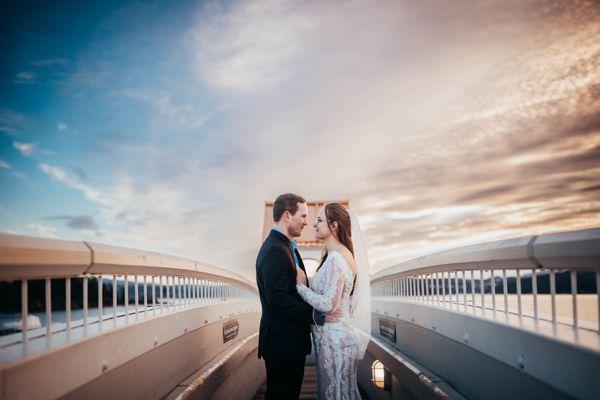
[273,193,306,222]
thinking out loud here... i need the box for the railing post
[185,277,189,305]
[134,275,139,318]
[462,271,467,312]
[152,275,156,316]
[491,270,496,315]
[516,269,522,319]
[597,270,600,332]
[571,270,578,329]
[98,276,103,331]
[66,277,71,338]
[550,269,557,328]
[166,276,170,311]
[502,269,508,317]
[532,269,538,322]
[46,278,52,338]
[454,271,460,310]
[435,273,439,305]
[177,276,181,309]
[193,278,197,303]
[441,272,446,307]
[83,275,88,333]
[112,275,117,328]
[21,279,28,352]
[470,271,476,314]
[124,274,129,323]
[143,275,148,319]
[480,270,485,315]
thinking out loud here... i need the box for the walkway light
[371,360,385,389]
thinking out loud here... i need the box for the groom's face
[286,202,308,238]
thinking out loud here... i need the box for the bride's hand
[295,266,307,286]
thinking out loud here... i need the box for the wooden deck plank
[253,365,318,400]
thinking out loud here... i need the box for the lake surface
[417,294,598,328]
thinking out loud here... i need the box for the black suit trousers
[264,357,306,400]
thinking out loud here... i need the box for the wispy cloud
[57,123,68,131]
[12,141,37,156]
[122,89,217,128]
[14,71,37,85]
[0,126,20,136]
[31,58,69,67]
[45,215,99,231]
[0,109,24,137]
[36,161,215,259]
[0,160,11,169]
[26,223,59,238]
[187,0,317,91]
[39,163,111,206]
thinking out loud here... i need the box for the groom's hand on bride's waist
[312,310,325,326]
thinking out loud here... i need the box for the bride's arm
[296,257,345,314]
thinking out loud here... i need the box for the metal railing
[0,233,258,362]
[371,228,600,336]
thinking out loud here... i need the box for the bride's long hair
[317,203,354,271]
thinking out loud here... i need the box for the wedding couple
[256,193,370,399]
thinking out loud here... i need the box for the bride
[295,203,371,400]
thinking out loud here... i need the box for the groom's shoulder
[259,233,284,253]
[257,234,288,261]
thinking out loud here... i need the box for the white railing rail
[371,228,600,334]
[0,233,258,361]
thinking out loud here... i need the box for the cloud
[67,61,113,88]
[0,109,24,137]
[14,71,37,84]
[0,160,11,169]
[26,224,59,238]
[12,171,27,180]
[0,126,20,136]
[31,58,69,67]
[12,140,52,158]
[70,165,87,181]
[122,89,217,128]
[12,141,37,156]
[187,0,318,91]
[39,163,111,206]
[36,161,215,262]
[58,123,68,131]
[45,215,99,231]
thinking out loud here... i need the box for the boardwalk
[253,365,318,400]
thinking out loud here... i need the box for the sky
[1,0,599,278]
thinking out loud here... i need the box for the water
[426,294,598,329]
[0,304,170,337]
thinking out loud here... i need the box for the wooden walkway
[253,365,318,399]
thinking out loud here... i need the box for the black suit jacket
[256,229,313,360]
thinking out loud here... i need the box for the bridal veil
[348,209,371,359]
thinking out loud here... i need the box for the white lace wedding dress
[296,251,361,400]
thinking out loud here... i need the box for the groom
[256,193,316,399]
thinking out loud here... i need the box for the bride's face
[313,207,331,241]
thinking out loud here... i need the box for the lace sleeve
[296,254,345,313]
